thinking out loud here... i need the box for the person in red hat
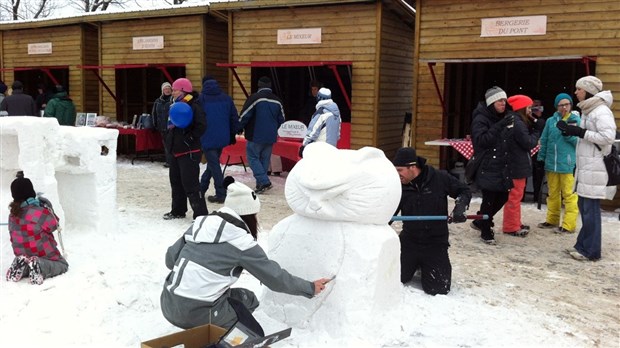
[502,95,545,237]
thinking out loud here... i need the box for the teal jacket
[44,91,76,126]
[538,111,581,174]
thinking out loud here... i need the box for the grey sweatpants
[23,256,69,279]
[206,288,260,329]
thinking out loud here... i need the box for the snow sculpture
[261,142,402,338]
[0,117,118,234]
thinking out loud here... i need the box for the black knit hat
[11,177,36,201]
[0,81,7,94]
[392,147,418,166]
[11,80,23,91]
[258,76,271,89]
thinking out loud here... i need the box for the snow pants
[545,172,578,232]
[503,178,526,232]
[400,241,451,295]
[168,151,208,219]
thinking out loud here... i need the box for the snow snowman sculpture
[261,142,402,337]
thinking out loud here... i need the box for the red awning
[77,63,186,101]
[424,56,597,125]
[0,65,69,85]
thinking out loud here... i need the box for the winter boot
[6,255,29,282]
[163,212,186,220]
[27,256,44,285]
[188,192,208,219]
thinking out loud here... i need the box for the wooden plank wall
[414,0,620,206]
[203,18,229,91]
[99,15,208,118]
[81,24,100,114]
[1,25,85,111]
[229,3,379,149]
[378,6,414,157]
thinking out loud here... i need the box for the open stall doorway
[437,58,595,170]
[13,67,70,113]
[249,65,352,126]
[115,66,185,123]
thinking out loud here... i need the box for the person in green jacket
[44,85,76,126]
[536,93,581,233]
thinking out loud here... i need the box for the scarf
[577,96,606,116]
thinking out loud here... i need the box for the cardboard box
[218,322,291,348]
[141,324,227,348]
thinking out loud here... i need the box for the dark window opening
[14,68,70,112]
[115,66,185,123]
[440,60,595,169]
[249,66,352,126]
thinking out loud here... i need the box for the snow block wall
[0,117,118,234]
[261,143,403,338]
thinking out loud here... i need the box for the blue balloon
[169,102,192,128]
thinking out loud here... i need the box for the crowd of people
[0,80,76,125]
[4,74,615,332]
[466,76,617,262]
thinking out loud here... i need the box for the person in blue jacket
[238,76,285,194]
[198,76,240,203]
[537,93,580,233]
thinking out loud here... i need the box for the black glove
[533,118,546,132]
[557,120,586,138]
[298,145,305,158]
[494,114,514,129]
[449,201,468,224]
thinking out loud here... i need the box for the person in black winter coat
[0,81,37,116]
[501,95,545,236]
[152,82,173,167]
[162,78,208,220]
[470,86,514,245]
[392,147,471,295]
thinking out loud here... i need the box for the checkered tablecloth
[446,139,540,160]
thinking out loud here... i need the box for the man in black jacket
[0,81,37,116]
[393,147,471,295]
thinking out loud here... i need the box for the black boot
[188,192,208,219]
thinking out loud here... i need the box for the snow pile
[0,117,118,234]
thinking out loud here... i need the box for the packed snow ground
[1,157,619,347]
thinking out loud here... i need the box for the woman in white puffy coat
[556,76,617,261]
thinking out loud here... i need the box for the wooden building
[412,0,620,207]
[0,6,228,123]
[0,23,99,114]
[212,0,415,152]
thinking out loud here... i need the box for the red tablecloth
[444,139,540,160]
[221,136,303,165]
[117,128,163,152]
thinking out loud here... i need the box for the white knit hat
[576,76,603,96]
[225,182,261,216]
[317,87,332,101]
[161,82,172,93]
[485,86,507,106]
